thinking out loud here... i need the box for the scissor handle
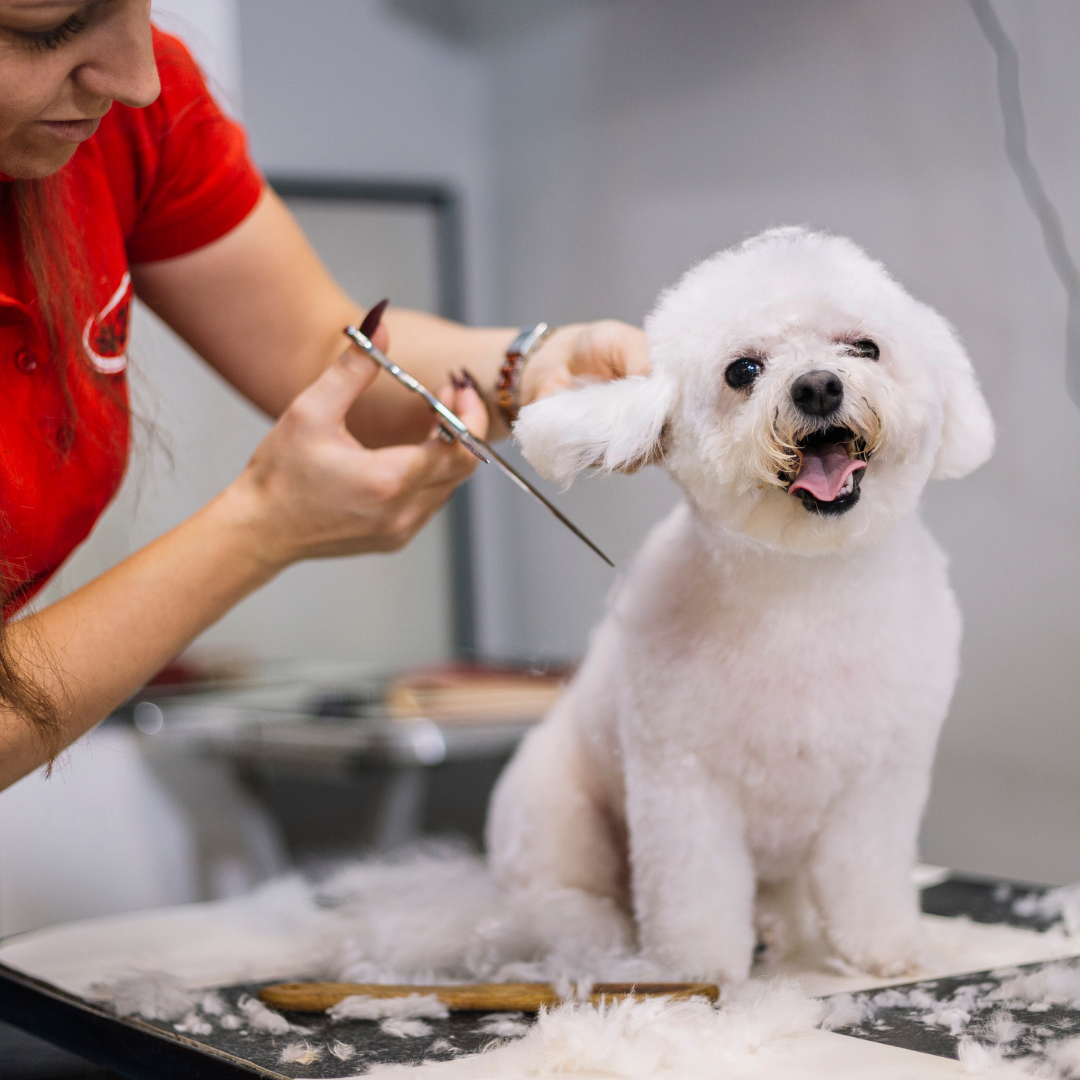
[344,325,489,463]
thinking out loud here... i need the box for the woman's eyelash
[23,13,90,51]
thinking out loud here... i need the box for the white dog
[486,227,994,984]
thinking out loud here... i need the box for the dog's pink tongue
[789,444,866,502]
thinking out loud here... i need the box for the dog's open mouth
[786,426,868,516]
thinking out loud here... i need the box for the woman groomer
[0,1,647,790]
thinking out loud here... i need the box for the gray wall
[238,1,1080,884]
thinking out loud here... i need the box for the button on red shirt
[0,28,263,615]
[14,349,36,373]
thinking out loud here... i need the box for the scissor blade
[343,325,613,567]
[478,439,615,568]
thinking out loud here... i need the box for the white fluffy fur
[492,227,995,985]
[362,981,825,1079]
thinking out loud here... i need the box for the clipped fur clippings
[279,1040,321,1065]
[328,993,449,1022]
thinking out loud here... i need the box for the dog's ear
[929,329,995,481]
[514,375,675,487]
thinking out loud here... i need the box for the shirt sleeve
[112,27,264,264]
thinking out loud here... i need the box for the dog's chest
[612,510,959,862]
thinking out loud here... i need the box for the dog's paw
[828,926,932,979]
[643,930,756,986]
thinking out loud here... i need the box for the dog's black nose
[791,370,844,417]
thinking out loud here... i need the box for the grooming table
[1,873,1079,1078]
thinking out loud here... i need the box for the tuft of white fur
[198,991,225,1016]
[279,1040,321,1065]
[514,375,675,488]
[360,980,823,1078]
[319,845,665,987]
[1046,1037,1080,1076]
[1014,886,1080,938]
[173,1011,212,1036]
[474,1013,531,1037]
[329,1039,357,1061]
[90,971,194,1022]
[991,962,1080,1009]
[428,1038,459,1055]
[381,1017,434,1039]
[818,993,873,1030]
[328,993,449,1021]
[957,1037,1008,1075]
[237,993,294,1035]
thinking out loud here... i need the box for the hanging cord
[969,0,1080,405]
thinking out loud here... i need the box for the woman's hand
[518,319,650,408]
[234,341,488,570]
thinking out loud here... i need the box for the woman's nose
[73,1,161,111]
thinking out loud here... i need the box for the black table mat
[141,986,518,1078]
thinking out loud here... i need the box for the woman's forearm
[132,192,517,445]
[0,482,279,790]
[0,346,487,792]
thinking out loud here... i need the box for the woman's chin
[0,132,81,179]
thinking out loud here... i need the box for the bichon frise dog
[486,227,994,984]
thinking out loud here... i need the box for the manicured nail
[449,372,466,391]
[460,368,480,393]
[359,298,389,339]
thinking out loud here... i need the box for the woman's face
[0,0,159,178]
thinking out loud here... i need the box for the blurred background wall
[4,0,1080,935]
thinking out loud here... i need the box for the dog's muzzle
[786,426,869,516]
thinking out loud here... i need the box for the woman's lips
[37,117,101,143]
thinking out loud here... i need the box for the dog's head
[515,228,994,554]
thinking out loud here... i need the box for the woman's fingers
[291,345,382,431]
[241,359,491,564]
[519,320,650,407]
[387,384,490,493]
[572,319,649,379]
[454,376,490,439]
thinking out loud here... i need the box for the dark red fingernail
[460,368,480,393]
[359,297,389,339]
[449,372,465,391]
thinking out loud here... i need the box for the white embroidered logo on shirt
[83,271,132,375]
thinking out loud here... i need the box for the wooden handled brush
[259,981,719,1014]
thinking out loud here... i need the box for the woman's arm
[0,350,487,791]
[131,189,648,444]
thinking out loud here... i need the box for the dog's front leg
[808,761,932,978]
[624,752,756,984]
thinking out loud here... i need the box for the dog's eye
[725,357,762,389]
[847,338,880,360]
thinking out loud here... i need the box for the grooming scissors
[344,304,614,568]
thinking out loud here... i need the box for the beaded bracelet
[496,322,555,424]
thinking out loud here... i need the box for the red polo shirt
[0,28,263,614]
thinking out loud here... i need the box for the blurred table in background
[127,659,567,870]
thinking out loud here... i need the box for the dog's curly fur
[486,227,994,984]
